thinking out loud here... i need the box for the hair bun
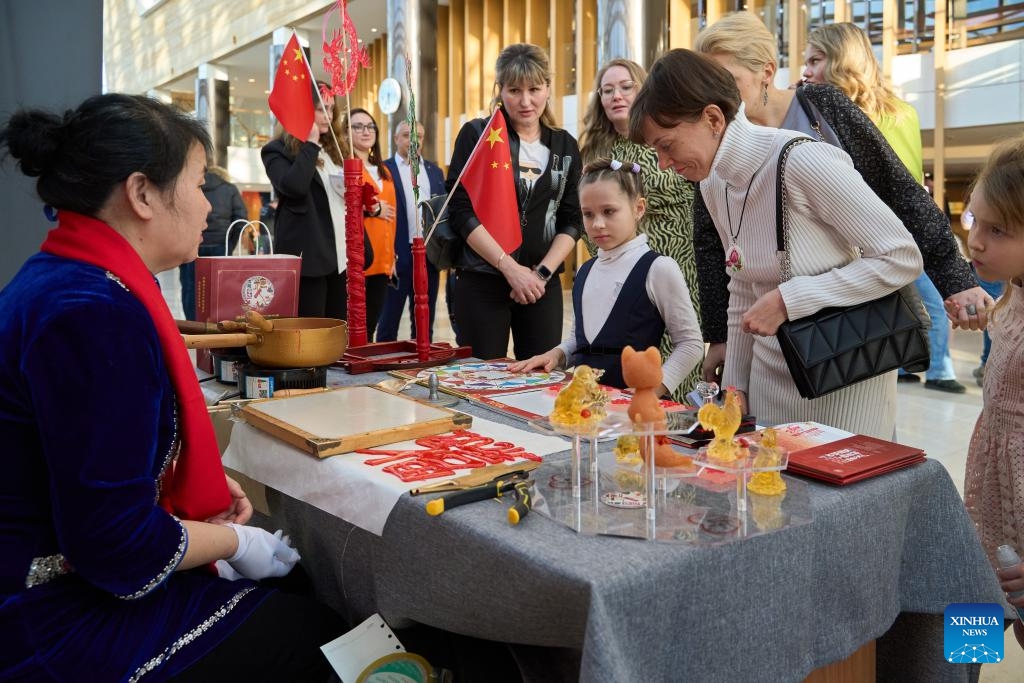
[3,109,64,177]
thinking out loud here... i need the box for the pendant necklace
[724,169,761,274]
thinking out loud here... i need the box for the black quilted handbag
[774,138,930,399]
[422,194,461,270]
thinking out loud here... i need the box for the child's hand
[997,561,1024,608]
[509,349,564,373]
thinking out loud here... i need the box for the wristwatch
[535,264,553,282]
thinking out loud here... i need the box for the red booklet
[785,433,926,485]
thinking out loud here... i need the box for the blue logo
[944,603,1004,663]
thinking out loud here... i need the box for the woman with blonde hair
[578,58,701,397]
[446,43,582,360]
[803,21,966,392]
[691,12,990,381]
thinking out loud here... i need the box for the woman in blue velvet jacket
[0,94,341,681]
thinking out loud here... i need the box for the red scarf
[41,211,230,520]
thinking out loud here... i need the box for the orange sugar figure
[622,346,692,468]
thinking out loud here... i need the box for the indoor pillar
[388,0,439,162]
[195,63,229,168]
[596,0,667,69]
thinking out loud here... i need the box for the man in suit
[377,120,445,341]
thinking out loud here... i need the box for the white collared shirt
[396,154,433,243]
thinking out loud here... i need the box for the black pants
[364,274,388,341]
[299,272,348,320]
[452,269,562,360]
[170,590,345,682]
[375,263,441,342]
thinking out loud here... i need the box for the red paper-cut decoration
[321,0,371,98]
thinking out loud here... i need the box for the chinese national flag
[461,109,522,254]
[268,34,315,140]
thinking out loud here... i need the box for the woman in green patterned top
[579,58,703,399]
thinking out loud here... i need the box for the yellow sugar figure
[550,365,607,428]
[747,428,787,496]
[697,390,744,463]
[613,434,642,466]
[750,491,787,530]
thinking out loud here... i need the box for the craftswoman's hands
[205,475,253,526]
[741,289,789,336]
[500,259,547,305]
[509,349,565,373]
[944,286,995,331]
[703,343,726,383]
[226,524,301,580]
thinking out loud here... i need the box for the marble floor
[404,283,1022,679]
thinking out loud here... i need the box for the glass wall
[800,0,1024,53]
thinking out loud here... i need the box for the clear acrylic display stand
[691,443,789,537]
[529,413,810,544]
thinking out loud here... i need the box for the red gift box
[193,254,301,371]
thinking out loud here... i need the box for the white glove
[226,524,301,580]
[214,559,243,581]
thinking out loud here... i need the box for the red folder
[785,434,926,485]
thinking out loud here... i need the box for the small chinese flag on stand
[461,109,522,254]
[268,34,315,140]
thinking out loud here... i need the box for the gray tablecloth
[248,369,1005,682]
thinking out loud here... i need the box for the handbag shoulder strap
[775,137,815,282]
[794,87,826,142]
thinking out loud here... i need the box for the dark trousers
[452,269,562,360]
[299,272,348,320]
[170,590,345,682]
[375,262,440,342]
[179,244,224,320]
[364,274,388,341]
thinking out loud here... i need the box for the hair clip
[43,205,58,222]
[609,159,641,174]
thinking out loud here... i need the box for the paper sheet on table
[223,413,568,535]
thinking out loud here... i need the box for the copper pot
[181,311,348,368]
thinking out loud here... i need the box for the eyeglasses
[598,81,637,99]
[351,123,377,133]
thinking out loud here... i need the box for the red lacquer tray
[338,340,473,374]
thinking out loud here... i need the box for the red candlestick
[344,158,367,347]
[411,236,430,361]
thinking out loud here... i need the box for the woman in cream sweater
[630,49,923,438]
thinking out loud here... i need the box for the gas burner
[210,350,248,385]
[236,363,329,399]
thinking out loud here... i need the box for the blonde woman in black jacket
[447,43,583,360]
